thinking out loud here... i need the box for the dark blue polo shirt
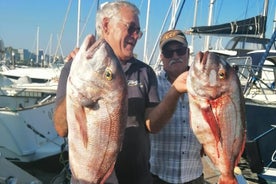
[55,57,159,184]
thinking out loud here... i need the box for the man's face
[105,6,142,62]
[161,41,189,77]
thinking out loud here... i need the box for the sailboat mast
[77,0,81,48]
[36,26,39,65]
[261,0,269,38]
[49,34,52,63]
[191,0,199,55]
[274,8,276,32]
[143,0,150,64]
[204,0,215,51]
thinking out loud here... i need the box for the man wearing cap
[150,30,204,184]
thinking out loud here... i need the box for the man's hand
[64,48,80,62]
[64,34,96,62]
[172,71,189,94]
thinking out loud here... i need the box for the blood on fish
[187,51,246,184]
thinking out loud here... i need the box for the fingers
[65,35,96,62]
[64,48,80,62]
[87,35,96,49]
[64,48,79,62]
[71,48,79,57]
[80,34,96,52]
[172,71,189,93]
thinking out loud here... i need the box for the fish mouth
[201,51,209,65]
[195,51,205,65]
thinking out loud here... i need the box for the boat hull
[245,100,276,170]
[0,101,64,162]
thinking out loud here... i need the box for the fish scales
[66,36,128,184]
[187,51,246,184]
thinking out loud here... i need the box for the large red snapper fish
[187,51,246,184]
[66,35,128,184]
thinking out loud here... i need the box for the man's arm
[145,71,188,133]
[53,97,68,137]
[52,60,72,137]
[53,61,70,137]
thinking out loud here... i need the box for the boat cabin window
[224,36,276,51]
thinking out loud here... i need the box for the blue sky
[0,0,275,62]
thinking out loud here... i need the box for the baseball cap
[159,30,188,49]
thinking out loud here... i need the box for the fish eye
[105,68,113,81]
[218,69,226,79]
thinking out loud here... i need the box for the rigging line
[27,30,37,61]
[138,0,144,10]
[80,0,97,40]
[44,34,53,60]
[243,29,276,94]
[76,0,81,48]
[244,0,249,19]
[26,123,62,146]
[173,0,186,29]
[56,34,64,59]
[169,0,180,30]
[95,0,100,37]
[256,29,276,73]
[54,0,73,62]
[214,0,223,25]
[148,1,173,67]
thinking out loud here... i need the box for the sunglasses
[162,47,187,58]
[118,19,143,39]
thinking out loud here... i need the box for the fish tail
[100,163,116,184]
[234,132,246,167]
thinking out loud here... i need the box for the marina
[1,0,276,183]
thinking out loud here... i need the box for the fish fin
[201,105,221,145]
[80,97,99,109]
[75,107,88,147]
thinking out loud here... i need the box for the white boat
[0,75,65,162]
[0,64,62,83]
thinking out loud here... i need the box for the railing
[227,56,276,102]
[242,30,276,96]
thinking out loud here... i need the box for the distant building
[0,39,4,61]
[1,43,63,67]
[18,48,29,64]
